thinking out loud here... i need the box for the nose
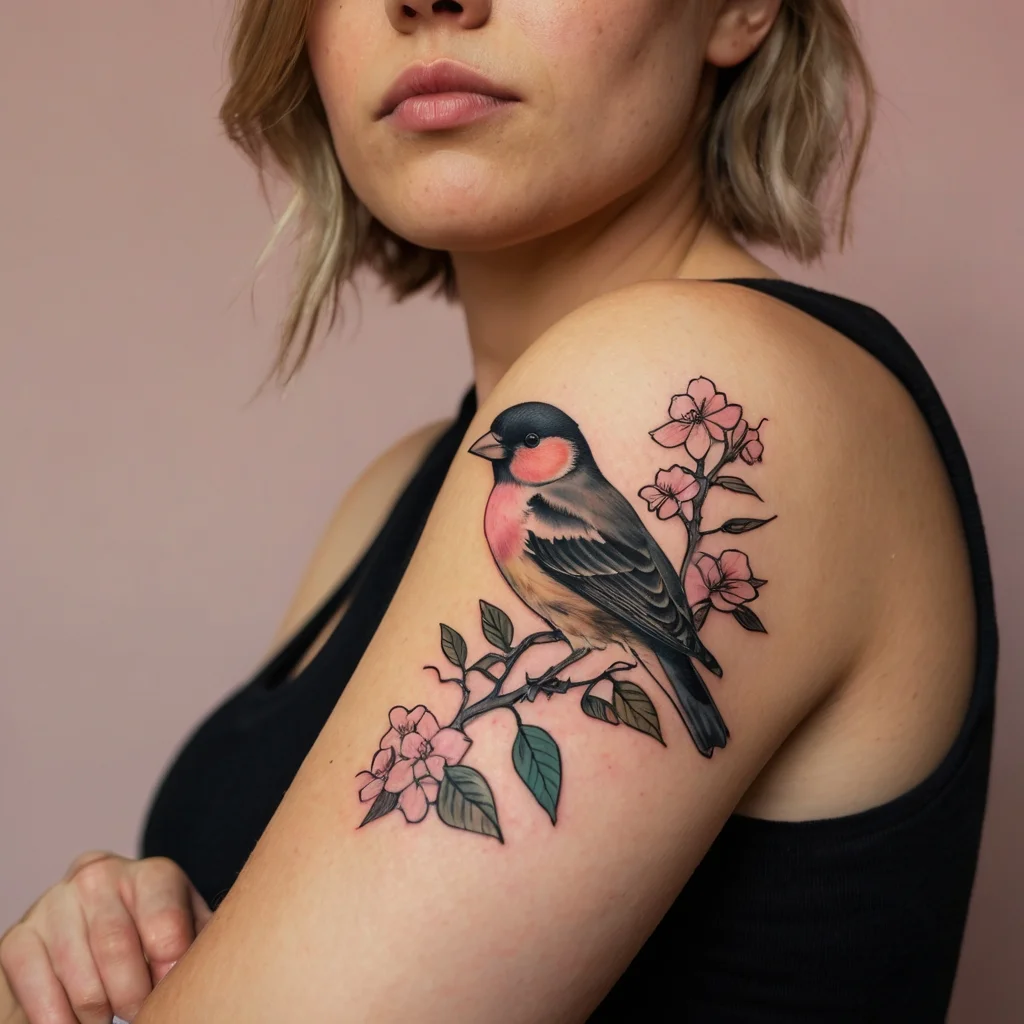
[385,0,491,34]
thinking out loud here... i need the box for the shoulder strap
[252,387,478,689]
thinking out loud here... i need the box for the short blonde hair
[220,0,875,379]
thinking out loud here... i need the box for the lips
[376,59,519,120]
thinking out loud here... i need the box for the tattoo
[355,377,774,842]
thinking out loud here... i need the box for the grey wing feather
[524,529,704,656]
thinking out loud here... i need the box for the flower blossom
[638,466,701,520]
[355,746,396,804]
[380,705,472,823]
[731,418,764,465]
[650,377,742,461]
[685,550,759,612]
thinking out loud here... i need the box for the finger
[62,852,122,885]
[126,861,198,984]
[189,884,213,935]
[74,863,152,1023]
[0,924,77,1024]
[43,888,117,1024]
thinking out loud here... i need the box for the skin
[4,1,977,1021]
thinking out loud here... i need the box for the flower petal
[370,748,394,776]
[710,591,738,612]
[687,376,718,409]
[650,421,691,448]
[703,391,727,416]
[668,393,699,421]
[388,706,412,730]
[720,580,758,604]
[732,418,748,445]
[678,500,694,521]
[407,705,427,728]
[430,727,472,764]
[398,782,429,823]
[381,729,403,757]
[657,498,680,519]
[684,422,712,460]
[413,758,430,780]
[358,775,384,802]
[426,754,447,781]
[639,485,665,507]
[685,562,711,606]
[384,759,415,793]
[708,403,743,431]
[697,552,724,588]
[420,778,440,805]
[741,439,764,464]
[416,710,440,741]
[719,550,753,582]
[660,465,699,499]
[401,733,428,760]
[705,420,727,442]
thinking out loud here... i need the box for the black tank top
[141,280,998,1022]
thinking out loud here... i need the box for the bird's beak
[468,431,507,461]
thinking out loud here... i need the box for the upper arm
[138,282,873,1023]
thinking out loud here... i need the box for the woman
[0,0,997,1021]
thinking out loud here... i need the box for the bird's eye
[524,433,540,448]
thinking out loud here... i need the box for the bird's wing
[524,497,702,656]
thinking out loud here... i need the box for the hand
[0,852,212,1024]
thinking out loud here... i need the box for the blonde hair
[220,0,875,379]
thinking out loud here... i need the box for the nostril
[401,5,416,15]
[432,0,464,11]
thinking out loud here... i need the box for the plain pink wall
[1,1,1020,1017]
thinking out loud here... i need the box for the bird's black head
[468,402,594,485]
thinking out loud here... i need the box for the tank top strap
[251,387,479,689]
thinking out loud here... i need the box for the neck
[450,136,772,404]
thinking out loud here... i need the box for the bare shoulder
[523,277,977,818]
[270,415,453,649]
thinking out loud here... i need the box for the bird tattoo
[469,401,730,757]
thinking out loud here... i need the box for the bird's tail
[652,643,729,758]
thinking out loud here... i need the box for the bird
[468,401,729,757]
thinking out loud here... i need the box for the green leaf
[358,788,398,827]
[437,765,503,842]
[693,602,711,631]
[718,515,778,535]
[479,600,514,652]
[715,476,763,501]
[733,605,767,633]
[613,680,664,744]
[470,652,505,674]
[512,724,562,824]
[440,623,468,668]
[581,693,619,725]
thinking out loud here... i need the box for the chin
[360,166,600,255]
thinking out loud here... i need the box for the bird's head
[468,402,593,485]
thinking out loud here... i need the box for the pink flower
[685,550,759,612]
[731,419,764,465]
[355,746,395,803]
[639,466,701,520]
[650,377,743,461]
[381,705,472,823]
[380,704,428,758]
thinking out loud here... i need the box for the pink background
[1,1,1020,1016]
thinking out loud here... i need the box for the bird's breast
[483,482,529,566]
